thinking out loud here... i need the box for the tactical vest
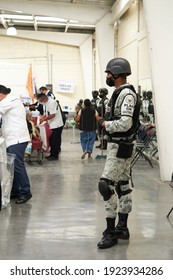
[97,97,109,117]
[105,85,141,139]
[79,107,97,131]
[91,97,99,111]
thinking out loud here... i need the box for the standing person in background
[96,88,109,150]
[74,99,83,118]
[141,91,149,122]
[74,99,83,128]
[90,90,100,111]
[39,86,55,99]
[147,90,155,123]
[91,90,100,141]
[75,99,99,159]
[0,85,32,204]
[36,93,63,160]
[97,58,141,249]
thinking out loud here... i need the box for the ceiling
[0,0,117,34]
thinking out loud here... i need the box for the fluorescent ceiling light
[35,16,67,22]
[38,22,66,26]
[69,24,95,28]
[13,20,33,24]
[0,14,33,20]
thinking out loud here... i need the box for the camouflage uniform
[101,86,137,218]
[97,57,141,249]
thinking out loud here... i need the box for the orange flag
[26,64,34,102]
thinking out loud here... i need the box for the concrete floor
[0,128,173,260]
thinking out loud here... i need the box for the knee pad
[98,179,114,201]
[115,180,132,199]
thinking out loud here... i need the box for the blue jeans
[7,142,31,196]
[80,131,96,153]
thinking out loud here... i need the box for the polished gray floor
[0,128,173,260]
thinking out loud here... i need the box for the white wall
[143,0,173,181]
[0,63,30,98]
[79,36,93,99]
[95,12,115,96]
[116,1,151,93]
[0,35,85,110]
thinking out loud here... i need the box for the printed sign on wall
[56,80,75,93]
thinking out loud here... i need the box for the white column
[143,0,173,181]
[79,36,93,98]
[95,13,115,88]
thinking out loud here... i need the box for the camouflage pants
[101,142,135,218]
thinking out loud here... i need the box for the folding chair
[131,123,156,168]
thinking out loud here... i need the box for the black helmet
[105,58,131,76]
[99,88,108,95]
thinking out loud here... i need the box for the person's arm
[95,110,100,122]
[75,110,81,123]
[40,113,55,123]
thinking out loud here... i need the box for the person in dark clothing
[36,93,64,160]
[39,86,56,99]
[91,90,100,111]
[29,87,55,115]
[29,100,44,115]
[96,88,109,150]
[75,99,99,159]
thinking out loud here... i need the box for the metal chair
[131,123,156,168]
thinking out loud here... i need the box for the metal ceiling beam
[0,16,8,29]
[33,15,38,31]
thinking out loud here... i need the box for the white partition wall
[95,13,115,90]
[143,0,173,181]
[79,36,93,99]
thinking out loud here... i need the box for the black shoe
[46,156,58,161]
[26,160,33,165]
[36,160,43,165]
[115,227,130,240]
[10,193,20,199]
[96,144,101,148]
[45,155,51,159]
[15,192,32,204]
[97,232,118,249]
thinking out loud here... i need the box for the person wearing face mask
[97,58,141,249]
[96,88,109,150]
[90,90,100,111]
[36,93,64,160]
[0,84,32,204]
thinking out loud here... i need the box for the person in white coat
[0,85,32,204]
[36,93,64,160]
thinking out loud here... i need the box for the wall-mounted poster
[56,80,75,94]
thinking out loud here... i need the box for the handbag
[56,100,67,125]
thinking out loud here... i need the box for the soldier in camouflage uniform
[97,58,141,249]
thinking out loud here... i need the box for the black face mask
[93,94,98,99]
[106,77,115,87]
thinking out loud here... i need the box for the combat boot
[115,212,130,240]
[101,139,107,150]
[97,218,118,249]
[96,143,102,148]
